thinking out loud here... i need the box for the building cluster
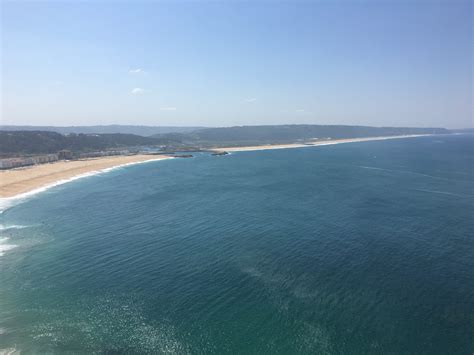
[77,149,132,159]
[0,154,59,169]
[0,149,137,170]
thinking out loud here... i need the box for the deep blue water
[1,135,473,354]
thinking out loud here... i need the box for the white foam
[0,237,17,257]
[0,243,17,257]
[0,224,28,231]
[0,227,28,258]
[0,227,27,258]
[0,157,174,214]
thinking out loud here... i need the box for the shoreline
[0,154,172,203]
[0,134,429,206]
[211,134,430,152]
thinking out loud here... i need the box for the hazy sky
[2,1,472,128]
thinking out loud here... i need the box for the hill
[0,131,171,156]
[0,125,204,137]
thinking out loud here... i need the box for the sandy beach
[0,135,428,200]
[212,134,428,152]
[0,154,171,198]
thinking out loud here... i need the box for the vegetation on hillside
[0,131,172,156]
[1,125,451,157]
[0,125,204,136]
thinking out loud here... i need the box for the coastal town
[0,149,135,170]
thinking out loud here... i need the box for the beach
[0,135,429,200]
[212,134,428,152]
[0,154,171,198]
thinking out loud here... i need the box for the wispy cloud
[244,98,257,103]
[160,107,177,111]
[131,88,145,95]
[129,68,145,74]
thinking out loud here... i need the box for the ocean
[1,134,473,354]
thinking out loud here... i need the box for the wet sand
[0,155,171,198]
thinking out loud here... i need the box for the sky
[1,0,472,128]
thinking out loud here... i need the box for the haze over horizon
[2,1,472,129]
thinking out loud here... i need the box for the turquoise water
[1,135,473,354]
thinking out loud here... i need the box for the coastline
[211,134,430,152]
[0,154,172,200]
[0,134,429,204]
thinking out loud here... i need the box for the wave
[0,348,19,355]
[414,189,473,198]
[0,157,174,214]
[0,224,29,231]
[357,166,464,182]
[0,226,30,257]
[0,237,17,257]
